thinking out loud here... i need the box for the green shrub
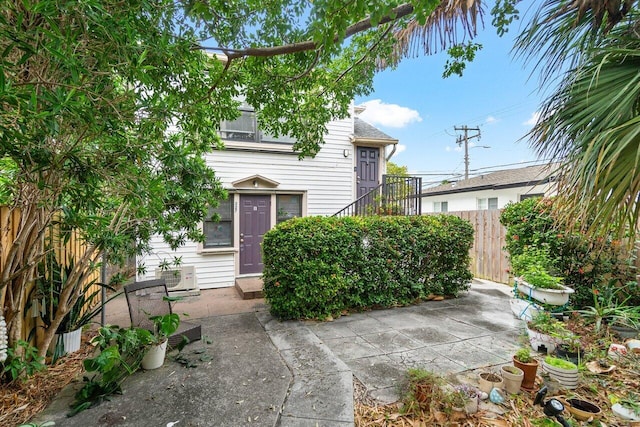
[263,215,473,320]
[500,197,636,308]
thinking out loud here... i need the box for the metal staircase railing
[333,175,422,217]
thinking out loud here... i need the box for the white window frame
[433,201,448,213]
[203,198,234,248]
[477,197,498,210]
[220,104,296,145]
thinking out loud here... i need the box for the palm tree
[513,1,640,241]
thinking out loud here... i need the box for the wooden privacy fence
[430,210,510,284]
[1,206,100,345]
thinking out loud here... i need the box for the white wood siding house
[421,164,558,214]
[137,107,398,290]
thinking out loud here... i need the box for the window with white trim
[277,194,302,223]
[433,201,448,212]
[477,197,498,210]
[220,104,296,144]
[203,198,233,248]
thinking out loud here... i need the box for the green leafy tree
[387,162,409,176]
[0,0,488,358]
[514,1,640,241]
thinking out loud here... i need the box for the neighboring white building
[421,164,558,213]
[138,107,398,290]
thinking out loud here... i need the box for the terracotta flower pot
[561,398,602,421]
[513,356,538,391]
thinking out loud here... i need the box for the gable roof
[421,163,559,197]
[353,117,398,145]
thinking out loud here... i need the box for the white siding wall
[138,116,356,289]
[421,183,555,213]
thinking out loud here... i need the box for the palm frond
[514,0,638,84]
[385,0,485,67]
[530,34,640,240]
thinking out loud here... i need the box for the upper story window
[220,105,296,145]
[433,201,448,213]
[477,197,498,210]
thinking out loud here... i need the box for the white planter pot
[526,327,559,354]
[515,278,574,306]
[509,298,542,321]
[500,365,524,394]
[59,327,82,355]
[542,361,578,389]
[142,340,168,370]
[612,403,640,421]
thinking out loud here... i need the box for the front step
[235,277,264,300]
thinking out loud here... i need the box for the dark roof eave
[420,178,553,197]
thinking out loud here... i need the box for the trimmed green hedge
[262,215,474,320]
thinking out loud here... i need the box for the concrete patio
[32,279,523,427]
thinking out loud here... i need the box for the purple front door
[357,147,380,198]
[239,195,271,275]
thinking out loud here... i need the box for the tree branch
[200,3,415,59]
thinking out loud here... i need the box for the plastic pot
[500,365,524,394]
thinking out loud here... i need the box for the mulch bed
[0,336,95,427]
[354,319,640,426]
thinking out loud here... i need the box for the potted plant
[478,371,503,393]
[542,355,578,390]
[526,311,569,354]
[500,365,524,394]
[513,347,538,391]
[140,312,180,370]
[35,250,118,359]
[511,248,574,306]
[554,331,583,365]
[450,384,480,414]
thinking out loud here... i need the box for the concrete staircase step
[235,277,264,300]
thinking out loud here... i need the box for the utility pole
[454,126,481,180]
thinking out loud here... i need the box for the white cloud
[357,99,422,128]
[523,111,540,126]
[445,146,452,152]
[486,116,499,124]
[386,144,406,158]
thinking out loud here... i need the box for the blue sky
[354,1,548,186]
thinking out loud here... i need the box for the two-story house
[137,105,402,292]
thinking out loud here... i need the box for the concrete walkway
[31,279,522,427]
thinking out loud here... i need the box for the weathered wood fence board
[429,210,510,284]
[1,206,100,345]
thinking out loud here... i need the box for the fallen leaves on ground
[0,335,95,427]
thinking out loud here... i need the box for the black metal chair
[123,279,201,347]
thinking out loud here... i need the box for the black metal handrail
[333,175,422,217]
